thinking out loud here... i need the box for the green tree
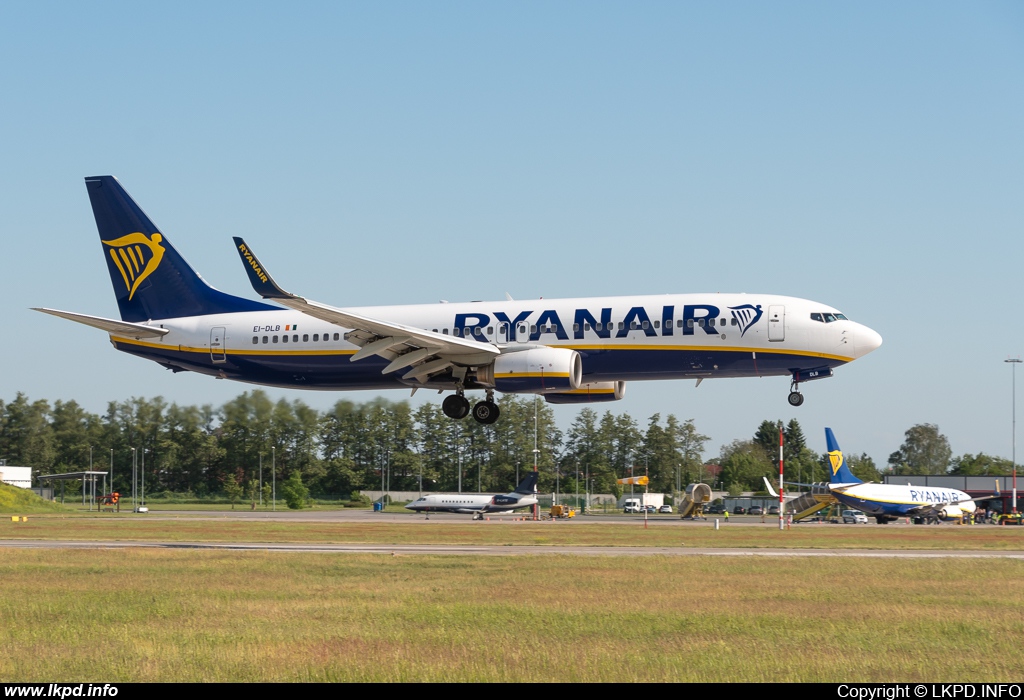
[281,471,309,510]
[949,453,1014,476]
[222,473,243,509]
[888,424,952,475]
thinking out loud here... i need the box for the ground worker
[724,508,729,521]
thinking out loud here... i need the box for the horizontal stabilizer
[32,308,170,338]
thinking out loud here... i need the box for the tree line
[0,391,1014,498]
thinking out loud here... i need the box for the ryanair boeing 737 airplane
[34,176,882,423]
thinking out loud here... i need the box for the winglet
[825,428,862,484]
[762,476,779,499]
[233,237,293,300]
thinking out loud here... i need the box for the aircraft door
[768,306,785,342]
[516,322,530,344]
[211,326,227,363]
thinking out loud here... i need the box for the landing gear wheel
[472,401,500,425]
[788,391,804,407]
[442,394,470,420]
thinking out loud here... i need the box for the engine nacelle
[476,348,582,394]
[935,504,968,521]
[544,381,626,404]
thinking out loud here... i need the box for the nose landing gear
[788,379,804,407]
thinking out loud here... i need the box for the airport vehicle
[404,472,538,519]
[549,504,575,519]
[765,429,1001,524]
[35,176,882,424]
[658,505,673,514]
[623,498,643,513]
[842,510,868,524]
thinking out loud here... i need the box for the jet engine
[544,381,626,404]
[476,348,582,394]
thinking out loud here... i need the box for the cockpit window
[811,311,850,323]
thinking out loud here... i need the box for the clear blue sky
[1,1,1022,467]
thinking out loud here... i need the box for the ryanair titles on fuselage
[449,303,763,342]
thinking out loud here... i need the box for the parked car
[706,504,724,514]
[768,505,780,515]
[748,506,764,516]
[643,504,657,513]
[624,504,642,514]
[842,510,868,524]
[659,505,673,514]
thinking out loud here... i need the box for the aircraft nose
[855,325,883,358]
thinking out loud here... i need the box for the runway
[2,538,1023,559]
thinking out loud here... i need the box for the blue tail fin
[514,471,539,495]
[85,176,277,322]
[825,428,862,484]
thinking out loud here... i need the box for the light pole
[1007,358,1021,514]
[259,453,263,506]
[141,448,147,509]
[271,446,276,512]
[109,448,113,499]
[457,441,463,494]
[130,447,136,511]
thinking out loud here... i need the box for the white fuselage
[106,293,882,393]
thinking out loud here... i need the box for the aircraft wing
[233,238,498,381]
[32,308,170,339]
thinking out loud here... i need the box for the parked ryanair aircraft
[405,472,539,518]
[35,176,882,424]
[765,429,1000,524]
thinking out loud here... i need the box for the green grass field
[0,549,1021,682]
[3,514,1024,550]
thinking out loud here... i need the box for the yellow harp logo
[102,233,165,300]
[828,450,844,476]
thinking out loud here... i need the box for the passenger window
[273,336,279,343]
[641,321,649,330]
[698,319,704,327]
[583,323,590,331]
[443,328,449,335]
[303,334,309,342]
[262,336,268,344]
[334,333,340,340]
[595,323,602,331]
[487,326,493,335]
[530,325,537,333]
[293,335,298,342]
[630,321,638,330]
[677,319,683,328]
[432,329,438,334]
[282,335,289,343]
[252,337,258,345]
[720,318,726,326]
[574,323,581,332]
[453,328,461,337]
[618,322,624,330]
[313,334,319,341]
[653,320,660,329]
[731,318,737,326]
[687,319,694,328]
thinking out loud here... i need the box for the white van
[623,498,642,513]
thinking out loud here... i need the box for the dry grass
[3,515,1024,550]
[0,549,1021,682]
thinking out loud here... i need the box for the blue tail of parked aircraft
[825,428,862,484]
[514,471,539,495]
[85,176,276,323]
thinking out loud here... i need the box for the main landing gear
[442,389,500,425]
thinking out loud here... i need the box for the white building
[0,465,32,489]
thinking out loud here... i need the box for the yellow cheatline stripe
[559,343,852,363]
[563,388,616,395]
[109,249,130,290]
[494,372,571,379]
[111,336,357,356]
